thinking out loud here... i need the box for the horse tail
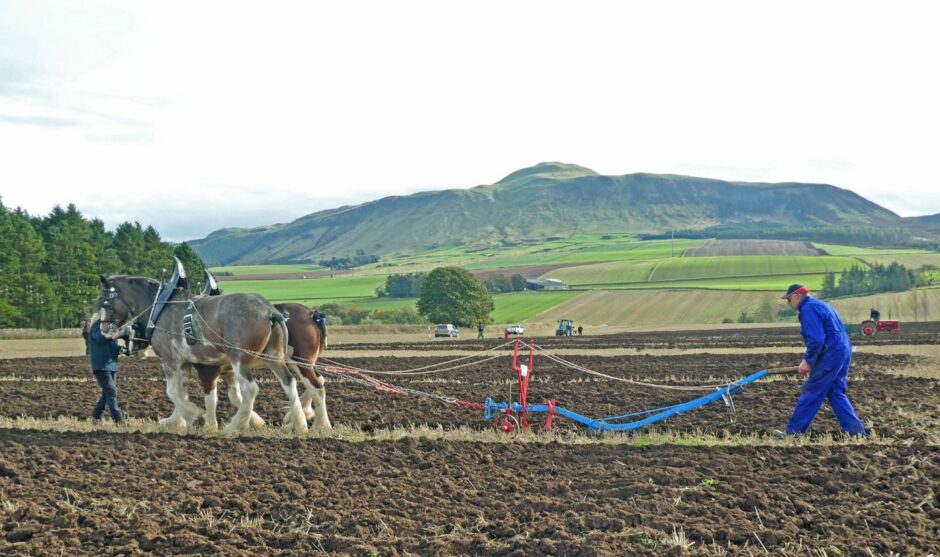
[312,309,328,350]
[270,312,289,358]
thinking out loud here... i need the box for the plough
[482,339,796,434]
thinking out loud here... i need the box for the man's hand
[798,359,812,376]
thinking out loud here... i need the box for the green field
[541,260,658,284]
[218,275,387,303]
[853,253,940,270]
[209,264,326,276]
[583,274,828,292]
[548,255,859,286]
[464,238,705,270]
[489,291,583,323]
[648,255,859,282]
[208,237,940,327]
[317,291,582,324]
[812,243,929,256]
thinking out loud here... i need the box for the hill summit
[189,163,902,265]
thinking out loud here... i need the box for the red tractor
[859,319,900,337]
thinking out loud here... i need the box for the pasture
[218,275,388,304]
[211,238,940,329]
[1,325,938,555]
[208,263,326,276]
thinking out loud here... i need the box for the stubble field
[1,324,938,555]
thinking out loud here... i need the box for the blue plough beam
[483,368,774,432]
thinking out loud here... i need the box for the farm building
[526,278,569,290]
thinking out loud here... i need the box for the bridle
[98,278,157,351]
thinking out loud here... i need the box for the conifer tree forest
[0,198,207,329]
[819,262,917,299]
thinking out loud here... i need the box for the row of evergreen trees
[0,199,207,329]
[820,262,917,298]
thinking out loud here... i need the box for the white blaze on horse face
[98,308,107,322]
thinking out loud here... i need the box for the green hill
[190,162,903,265]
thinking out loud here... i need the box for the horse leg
[296,363,331,431]
[223,363,260,436]
[177,364,204,426]
[158,363,189,431]
[311,373,332,431]
[291,362,317,422]
[196,364,221,431]
[221,368,265,429]
[273,361,308,434]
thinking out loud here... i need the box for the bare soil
[1,325,938,555]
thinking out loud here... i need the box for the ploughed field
[1,325,938,555]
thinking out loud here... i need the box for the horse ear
[99,275,108,288]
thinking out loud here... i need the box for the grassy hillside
[190,163,902,265]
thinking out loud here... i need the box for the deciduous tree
[417,267,493,326]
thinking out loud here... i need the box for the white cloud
[1,0,938,241]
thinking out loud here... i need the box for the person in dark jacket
[781,284,866,436]
[87,319,126,422]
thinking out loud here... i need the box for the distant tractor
[860,319,900,337]
[556,319,575,336]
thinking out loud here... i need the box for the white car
[434,324,459,338]
[506,324,525,335]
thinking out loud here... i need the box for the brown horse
[97,268,309,435]
[275,303,330,428]
[195,302,332,431]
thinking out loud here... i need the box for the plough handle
[765,366,800,375]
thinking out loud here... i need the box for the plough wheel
[494,414,520,436]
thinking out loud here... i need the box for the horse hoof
[159,416,187,432]
[249,413,266,429]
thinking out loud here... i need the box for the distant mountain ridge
[189,162,912,265]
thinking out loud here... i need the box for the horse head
[97,274,161,327]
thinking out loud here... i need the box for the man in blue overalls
[782,283,866,436]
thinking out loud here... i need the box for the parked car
[434,324,459,338]
[506,324,525,335]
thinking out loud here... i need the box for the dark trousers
[92,370,125,422]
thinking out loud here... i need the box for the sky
[1,1,938,242]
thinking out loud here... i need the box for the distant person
[503,328,510,341]
[778,284,866,437]
[87,319,126,423]
[869,308,880,322]
[477,323,485,340]
[577,324,583,336]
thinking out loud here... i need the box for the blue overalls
[787,296,866,436]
